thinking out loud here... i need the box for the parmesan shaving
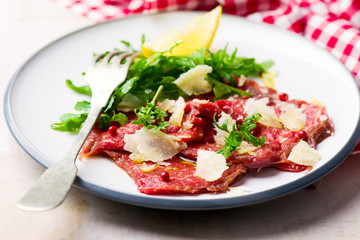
[288,140,320,166]
[139,163,157,172]
[192,98,209,104]
[182,120,193,130]
[279,105,307,131]
[158,99,176,112]
[195,150,229,181]
[236,141,259,154]
[124,129,186,163]
[213,112,236,146]
[157,161,171,166]
[174,65,213,95]
[244,98,282,128]
[158,97,186,127]
[169,97,186,127]
[238,74,247,87]
[228,186,251,196]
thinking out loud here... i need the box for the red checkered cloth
[53,0,360,154]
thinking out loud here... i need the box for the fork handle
[17,104,103,211]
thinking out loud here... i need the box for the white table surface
[1,1,360,239]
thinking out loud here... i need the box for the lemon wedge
[142,6,222,57]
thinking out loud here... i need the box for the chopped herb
[132,85,169,132]
[214,113,267,159]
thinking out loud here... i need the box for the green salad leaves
[51,40,273,133]
[132,85,169,132]
[214,113,267,159]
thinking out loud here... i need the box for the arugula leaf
[51,98,127,133]
[260,60,275,70]
[240,113,267,147]
[51,100,91,133]
[74,101,91,112]
[217,128,242,159]
[132,85,170,131]
[104,76,138,112]
[98,112,128,129]
[214,113,267,159]
[204,46,272,86]
[51,112,88,133]
[65,79,91,96]
[207,76,252,100]
[189,48,206,65]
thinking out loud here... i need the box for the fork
[17,51,138,211]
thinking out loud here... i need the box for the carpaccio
[80,79,334,195]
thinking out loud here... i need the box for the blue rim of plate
[4,11,360,210]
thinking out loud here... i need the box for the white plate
[5,11,360,210]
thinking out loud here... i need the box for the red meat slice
[80,79,334,194]
[80,123,141,157]
[105,151,247,194]
[180,99,333,172]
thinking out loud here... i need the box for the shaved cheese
[158,99,176,112]
[288,140,320,166]
[182,120,193,130]
[157,161,171,166]
[192,98,209,104]
[124,129,186,163]
[139,163,157,172]
[158,97,186,127]
[169,97,186,127]
[244,98,282,128]
[228,186,251,196]
[279,103,307,131]
[174,65,212,95]
[195,150,229,181]
[236,141,259,154]
[237,74,247,87]
[213,112,236,146]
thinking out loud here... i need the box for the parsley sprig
[214,113,267,159]
[132,85,169,131]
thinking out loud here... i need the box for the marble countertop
[1,1,360,239]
